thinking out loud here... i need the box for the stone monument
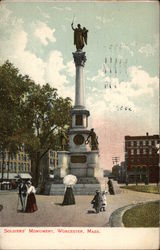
[45,23,104,195]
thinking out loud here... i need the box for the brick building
[125,133,159,183]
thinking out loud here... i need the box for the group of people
[61,186,107,215]
[91,190,107,213]
[18,180,38,213]
[18,179,107,215]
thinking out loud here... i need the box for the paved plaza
[0,189,159,227]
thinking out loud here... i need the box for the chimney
[146,132,149,136]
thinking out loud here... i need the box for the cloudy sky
[0,1,159,170]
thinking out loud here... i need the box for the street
[0,189,159,227]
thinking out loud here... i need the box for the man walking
[18,180,28,212]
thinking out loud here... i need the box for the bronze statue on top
[71,23,88,51]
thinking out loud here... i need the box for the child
[101,191,107,211]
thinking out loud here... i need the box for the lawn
[122,201,160,227]
[120,185,160,194]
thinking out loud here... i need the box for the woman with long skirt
[25,181,38,213]
[62,186,75,205]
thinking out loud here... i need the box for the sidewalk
[0,189,159,227]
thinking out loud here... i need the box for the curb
[109,200,160,227]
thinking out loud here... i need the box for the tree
[22,83,72,188]
[0,61,33,180]
[0,61,72,189]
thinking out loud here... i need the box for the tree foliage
[0,61,32,162]
[22,83,72,187]
[0,61,72,186]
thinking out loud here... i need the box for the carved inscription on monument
[73,134,84,145]
[71,155,87,163]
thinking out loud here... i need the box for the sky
[0,1,159,170]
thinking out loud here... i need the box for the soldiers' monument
[45,23,104,195]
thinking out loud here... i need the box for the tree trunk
[1,152,5,182]
[31,154,40,188]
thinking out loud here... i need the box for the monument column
[73,52,86,109]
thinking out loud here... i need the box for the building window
[50,151,54,157]
[149,141,152,146]
[137,149,140,154]
[143,140,146,146]
[131,141,134,146]
[131,149,134,155]
[137,141,140,146]
[137,157,140,163]
[143,149,146,154]
[10,162,12,171]
[149,149,152,155]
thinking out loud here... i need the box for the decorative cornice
[72,51,86,67]
[70,109,90,116]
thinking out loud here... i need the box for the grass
[122,201,160,227]
[120,185,160,194]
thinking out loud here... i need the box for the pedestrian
[100,191,107,211]
[25,181,38,213]
[18,179,28,212]
[108,179,115,195]
[91,190,102,213]
[62,185,75,205]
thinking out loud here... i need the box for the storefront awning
[16,173,32,179]
[0,173,17,179]
[0,173,32,180]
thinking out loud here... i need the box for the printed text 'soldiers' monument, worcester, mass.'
[45,23,104,195]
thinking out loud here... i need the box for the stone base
[44,177,106,195]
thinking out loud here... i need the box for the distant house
[103,169,112,177]
[112,162,126,183]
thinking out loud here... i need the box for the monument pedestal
[54,151,69,178]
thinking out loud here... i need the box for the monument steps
[45,183,105,195]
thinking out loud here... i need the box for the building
[125,133,159,183]
[112,164,119,181]
[103,169,112,178]
[0,145,32,181]
[40,150,58,178]
[112,162,126,183]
